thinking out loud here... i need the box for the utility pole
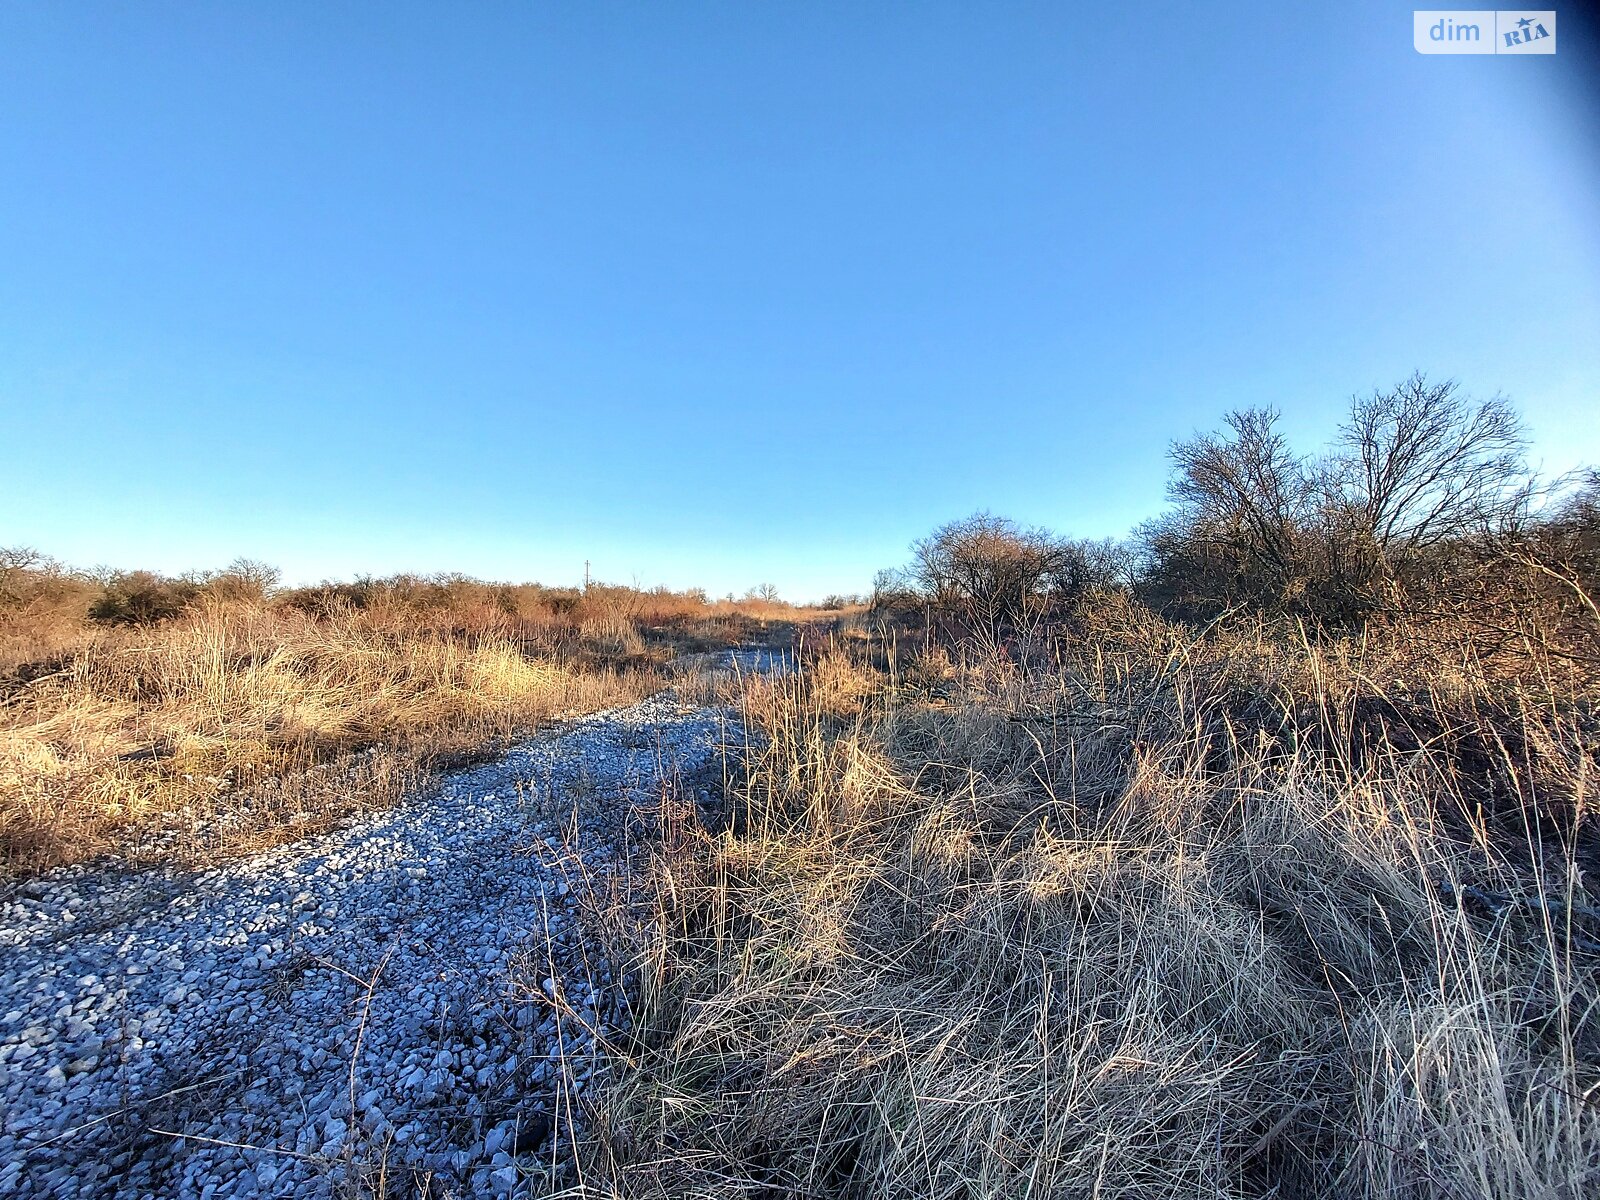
[583,560,591,592]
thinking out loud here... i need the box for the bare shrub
[88,570,202,626]
[908,513,1118,648]
[1336,375,1527,555]
[1143,375,1538,626]
[1156,406,1316,614]
[0,548,98,674]
[202,558,283,605]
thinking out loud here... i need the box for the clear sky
[3,3,1598,600]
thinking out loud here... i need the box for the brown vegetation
[8,375,1599,1195]
[0,557,804,875]
[584,603,1600,1199]
[577,378,1600,1198]
[1142,374,1548,626]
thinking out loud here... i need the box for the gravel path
[0,672,756,1199]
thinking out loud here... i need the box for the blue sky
[3,2,1597,600]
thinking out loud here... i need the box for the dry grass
[0,560,820,875]
[0,600,665,873]
[16,538,1594,1195]
[582,613,1600,1199]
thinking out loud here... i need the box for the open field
[6,0,1597,1192]
[4,385,1598,1198]
[0,561,814,875]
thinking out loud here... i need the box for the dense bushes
[887,513,1126,647]
[87,571,203,625]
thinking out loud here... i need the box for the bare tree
[1145,379,1539,625]
[1151,409,1316,613]
[0,547,43,604]
[1333,374,1527,564]
[0,546,44,573]
[206,558,283,603]
[909,514,1072,644]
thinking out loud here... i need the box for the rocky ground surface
[0,656,770,1199]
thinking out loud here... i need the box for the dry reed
[583,616,1600,1199]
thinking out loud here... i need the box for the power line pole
[583,560,591,592]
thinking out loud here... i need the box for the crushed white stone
[0,661,768,1199]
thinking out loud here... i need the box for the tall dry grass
[0,600,665,873]
[582,612,1600,1199]
[0,556,819,874]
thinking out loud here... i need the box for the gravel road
[0,664,760,1199]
